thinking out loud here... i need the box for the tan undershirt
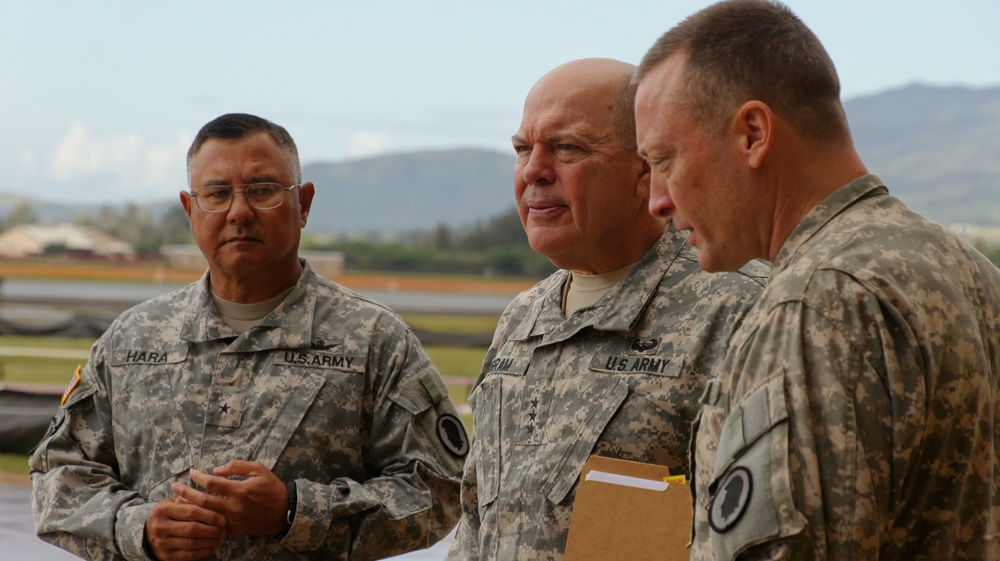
[212,286,295,332]
[562,263,636,318]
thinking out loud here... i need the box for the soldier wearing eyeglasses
[30,113,467,561]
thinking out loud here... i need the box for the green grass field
[0,314,493,477]
[0,313,495,384]
[0,454,28,475]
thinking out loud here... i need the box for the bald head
[524,58,639,152]
[512,58,664,273]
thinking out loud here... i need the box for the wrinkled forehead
[188,133,295,185]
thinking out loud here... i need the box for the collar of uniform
[509,231,680,342]
[503,270,565,342]
[589,228,686,332]
[772,174,887,275]
[180,259,317,349]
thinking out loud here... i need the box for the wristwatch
[286,481,298,527]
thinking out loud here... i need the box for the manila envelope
[563,455,692,561]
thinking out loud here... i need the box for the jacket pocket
[706,374,805,561]
[250,371,326,471]
[541,375,630,505]
[110,358,193,498]
[469,376,503,510]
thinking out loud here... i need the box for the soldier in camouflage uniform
[446,58,768,560]
[635,1,1000,559]
[30,113,467,561]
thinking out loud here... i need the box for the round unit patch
[709,466,753,533]
[436,414,469,457]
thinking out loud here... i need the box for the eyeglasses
[189,183,301,213]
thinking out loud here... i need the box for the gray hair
[186,113,302,183]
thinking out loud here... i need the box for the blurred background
[2,1,999,559]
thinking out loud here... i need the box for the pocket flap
[252,373,326,470]
[543,376,631,505]
[714,374,788,478]
[389,370,449,415]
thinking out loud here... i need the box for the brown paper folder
[563,455,692,561]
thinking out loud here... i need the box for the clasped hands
[143,459,289,561]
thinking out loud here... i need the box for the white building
[0,224,135,259]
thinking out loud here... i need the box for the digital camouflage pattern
[447,229,768,560]
[693,175,1000,560]
[30,261,465,561]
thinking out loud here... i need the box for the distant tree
[491,246,556,278]
[490,248,527,276]
[78,204,192,257]
[160,205,193,245]
[90,204,164,258]
[43,242,69,255]
[460,208,526,251]
[973,240,1000,268]
[299,206,555,280]
[90,206,122,236]
[433,223,453,250]
[6,202,38,227]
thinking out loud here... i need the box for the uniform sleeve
[29,336,155,561]
[281,326,467,560]
[443,336,502,561]
[445,434,483,560]
[703,294,907,561]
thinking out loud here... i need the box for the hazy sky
[4,1,999,205]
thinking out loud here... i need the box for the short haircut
[637,0,849,142]
[186,113,302,184]
[612,74,639,153]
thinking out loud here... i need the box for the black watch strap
[286,481,298,527]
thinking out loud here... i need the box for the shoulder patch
[436,413,469,457]
[709,466,753,534]
[61,365,83,406]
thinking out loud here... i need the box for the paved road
[0,482,78,560]
[1,482,452,560]
[0,278,515,316]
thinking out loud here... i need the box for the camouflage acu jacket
[30,261,466,560]
[693,175,1000,560]
[448,229,768,560]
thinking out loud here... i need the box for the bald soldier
[446,58,769,560]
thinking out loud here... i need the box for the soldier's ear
[180,191,193,223]
[297,182,316,227]
[733,101,773,169]
[635,159,652,198]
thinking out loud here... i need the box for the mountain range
[4,83,999,236]
[846,84,1000,226]
[302,148,516,236]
